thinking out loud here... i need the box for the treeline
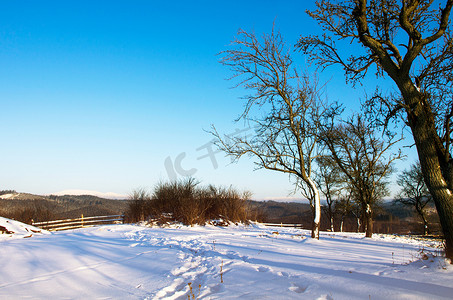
[0,190,16,196]
[251,200,441,235]
[125,178,256,226]
[0,199,56,224]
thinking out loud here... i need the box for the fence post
[81,214,84,228]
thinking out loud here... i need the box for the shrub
[124,188,151,223]
[125,178,252,226]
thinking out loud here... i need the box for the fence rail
[32,214,124,231]
[262,223,304,228]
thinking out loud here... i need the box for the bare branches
[321,114,403,236]
[220,28,293,119]
[215,28,340,238]
[301,0,453,169]
[420,0,453,45]
[298,0,453,87]
[324,115,403,192]
[395,161,433,234]
[399,0,423,42]
[298,0,408,83]
[216,28,333,184]
[397,162,431,205]
[298,34,378,82]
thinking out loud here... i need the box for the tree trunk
[326,201,335,232]
[422,217,429,236]
[340,217,344,232]
[308,178,321,239]
[365,214,373,237]
[423,180,453,257]
[356,217,361,233]
[417,207,429,236]
[311,221,318,238]
[365,204,373,238]
[404,89,453,261]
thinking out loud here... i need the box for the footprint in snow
[289,282,308,294]
[206,283,225,294]
[278,271,289,277]
[257,266,271,273]
[171,261,199,276]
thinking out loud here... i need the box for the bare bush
[124,188,151,223]
[126,178,252,226]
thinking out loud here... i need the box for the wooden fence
[32,214,124,231]
[262,223,304,228]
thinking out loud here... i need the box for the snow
[0,193,17,199]
[50,189,127,199]
[0,220,452,299]
[0,217,50,240]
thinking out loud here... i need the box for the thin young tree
[322,115,401,237]
[396,161,433,235]
[297,179,319,234]
[297,0,453,259]
[315,155,343,232]
[213,28,337,239]
[349,196,364,233]
[334,189,354,232]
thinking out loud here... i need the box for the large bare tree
[297,0,453,259]
[213,28,336,239]
[322,115,401,237]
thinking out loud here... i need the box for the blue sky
[0,1,416,199]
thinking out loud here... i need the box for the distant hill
[0,192,128,224]
[248,200,311,224]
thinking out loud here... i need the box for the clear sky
[0,1,416,200]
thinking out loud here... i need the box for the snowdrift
[0,217,49,240]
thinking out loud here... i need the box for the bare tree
[213,28,337,239]
[297,0,453,259]
[315,155,343,232]
[396,161,433,235]
[322,115,401,237]
[334,189,353,232]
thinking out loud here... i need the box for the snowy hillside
[51,189,127,199]
[0,221,452,299]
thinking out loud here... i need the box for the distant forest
[0,192,128,223]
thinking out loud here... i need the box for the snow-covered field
[0,217,452,299]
